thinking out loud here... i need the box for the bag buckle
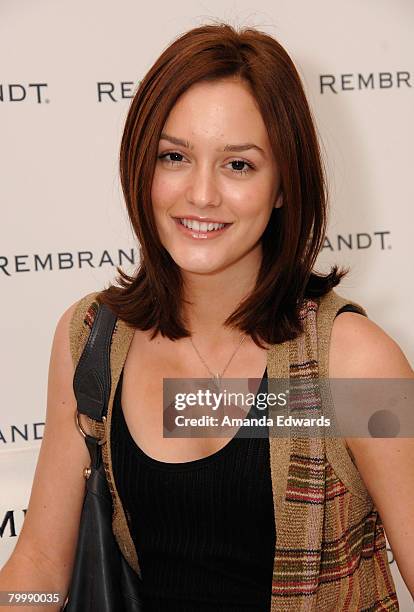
[75,410,106,446]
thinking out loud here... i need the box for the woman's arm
[330,311,414,597]
[0,299,92,611]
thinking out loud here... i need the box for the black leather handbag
[62,303,144,611]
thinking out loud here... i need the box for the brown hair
[98,22,348,348]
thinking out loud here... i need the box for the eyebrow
[160,132,265,157]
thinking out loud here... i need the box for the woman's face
[151,78,282,277]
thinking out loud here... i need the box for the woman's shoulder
[326,299,414,591]
[296,288,412,377]
[329,303,412,379]
[307,286,412,377]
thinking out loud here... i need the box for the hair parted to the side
[97,21,348,348]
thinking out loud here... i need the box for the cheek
[238,199,275,242]
[222,176,275,213]
[151,172,168,209]
[233,195,274,227]
[151,165,182,201]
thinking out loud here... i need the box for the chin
[172,257,225,275]
[178,264,221,275]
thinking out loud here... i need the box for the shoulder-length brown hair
[98,22,348,348]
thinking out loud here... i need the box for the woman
[1,22,413,611]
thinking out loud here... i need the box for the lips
[178,218,228,231]
[173,216,232,225]
[172,216,232,239]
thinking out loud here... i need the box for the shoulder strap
[68,290,136,438]
[69,291,141,575]
[69,291,101,368]
[73,302,117,421]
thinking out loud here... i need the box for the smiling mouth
[172,216,233,239]
[175,218,233,232]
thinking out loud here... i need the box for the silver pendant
[213,373,221,391]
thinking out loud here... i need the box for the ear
[274,191,283,209]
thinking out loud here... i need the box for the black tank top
[110,304,360,610]
[111,367,275,611]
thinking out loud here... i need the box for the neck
[180,247,261,350]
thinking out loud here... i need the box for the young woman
[1,22,413,611]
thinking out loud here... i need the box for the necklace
[189,332,247,390]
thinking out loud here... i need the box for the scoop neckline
[113,367,268,472]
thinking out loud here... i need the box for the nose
[185,163,221,209]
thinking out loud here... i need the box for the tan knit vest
[69,288,398,611]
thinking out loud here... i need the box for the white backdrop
[1,0,413,607]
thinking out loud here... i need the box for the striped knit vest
[69,288,398,611]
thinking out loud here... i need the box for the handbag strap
[73,302,118,422]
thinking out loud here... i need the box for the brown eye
[158,152,185,165]
[227,159,255,175]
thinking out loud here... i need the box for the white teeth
[179,218,226,231]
